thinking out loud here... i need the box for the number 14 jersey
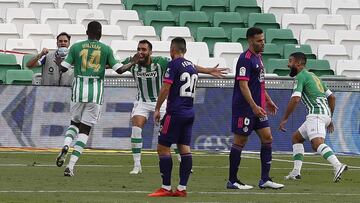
[163,57,198,117]
[62,40,121,104]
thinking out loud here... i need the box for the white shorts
[298,114,331,141]
[71,102,102,126]
[131,100,166,119]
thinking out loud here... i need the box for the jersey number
[180,72,198,98]
[311,75,324,93]
[80,49,101,72]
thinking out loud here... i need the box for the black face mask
[289,66,298,77]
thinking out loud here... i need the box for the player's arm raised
[194,64,228,78]
[116,53,140,74]
[278,95,301,132]
[154,82,171,123]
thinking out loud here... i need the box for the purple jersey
[163,57,198,117]
[232,49,266,117]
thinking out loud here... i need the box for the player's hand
[130,53,140,65]
[252,105,267,118]
[40,48,49,56]
[327,121,334,133]
[208,64,229,78]
[266,99,278,115]
[279,119,288,132]
[154,109,161,124]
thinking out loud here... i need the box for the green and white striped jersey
[62,40,121,104]
[292,70,333,116]
[122,56,169,102]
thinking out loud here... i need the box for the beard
[138,55,149,66]
[289,67,298,77]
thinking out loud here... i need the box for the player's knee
[261,135,273,144]
[311,137,324,151]
[131,126,142,138]
[157,144,171,156]
[70,120,80,128]
[79,123,92,135]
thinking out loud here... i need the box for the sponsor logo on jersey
[136,71,158,78]
[239,67,246,76]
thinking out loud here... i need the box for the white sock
[67,133,88,169]
[317,143,341,168]
[131,126,142,166]
[162,185,171,191]
[63,125,79,146]
[293,143,304,174]
[177,185,186,191]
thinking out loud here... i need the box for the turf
[0,151,359,203]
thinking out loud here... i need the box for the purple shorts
[158,114,194,147]
[231,115,269,136]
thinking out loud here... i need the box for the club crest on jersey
[136,71,157,78]
[239,67,246,76]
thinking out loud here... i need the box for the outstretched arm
[194,64,228,78]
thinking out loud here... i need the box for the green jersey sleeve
[321,80,333,97]
[107,46,121,71]
[292,74,305,97]
[158,57,170,72]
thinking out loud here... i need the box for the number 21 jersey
[163,57,198,117]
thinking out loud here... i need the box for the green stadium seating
[262,43,282,69]
[22,54,42,74]
[179,11,211,37]
[265,59,290,76]
[266,29,298,53]
[5,69,33,85]
[197,27,228,55]
[306,59,334,76]
[124,0,159,20]
[231,28,248,50]
[283,44,316,59]
[161,0,193,23]
[194,0,227,24]
[144,11,176,36]
[229,0,261,26]
[248,13,280,33]
[213,12,245,38]
[0,53,21,84]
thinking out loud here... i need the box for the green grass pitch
[0,150,359,203]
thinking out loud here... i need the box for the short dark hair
[138,39,152,51]
[290,52,307,65]
[87,21,102,36]
[246,27,263,39]
[57,32,71,41]
[171,37,186,53]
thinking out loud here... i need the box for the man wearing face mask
[27,32,72,86]
[279,52,347,182]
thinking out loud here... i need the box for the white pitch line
[0,190,359,196]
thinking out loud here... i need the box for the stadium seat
[22,54,42,74]
[231,28,249,50]
[0,23,19,50]
[41,9,72,36]
[110,40,138,60]
[316,14,348,42]
[124,0,159,20]
[23,0,56,19]
[265,59,289,76]
[247,13,280,33]
[160,0,193,23]
[262,43,282,69]
[127,25,159,41]
[23,24,53,51]
[213,42,243,68]
[263,0,296,23]
[330,0,360,25]
[6,39,38,64]
[265,29,298,52]
[5,69,33,85]
[6,8,38,36]
[0,0,20,23]
[184,42,209,64]
[161,26,193,42]
[213,12,245,38]
[194,0,226,25]
[150,41,171,58]
[144,11,176,36]
[335,60,360,76]
[0,53,21,84]
[317,45,350,72]
[306,59,334,76]
[40,39,57,52]
[334,30,360,55]
[350,15,360,30]
[101,25,124,45]
[57,24,87,45]
[352,45,360,60]
[283,44,316,60]
[92,0,124,20]
[179,11,211,37]
[110,10,142,38]
[229,0,261,27]
[196,27,228,55]
[282,14,314,40]
[300,29,332,54]
[297,0,330,25]
[75,9,108,28]
[58,0,90,21]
